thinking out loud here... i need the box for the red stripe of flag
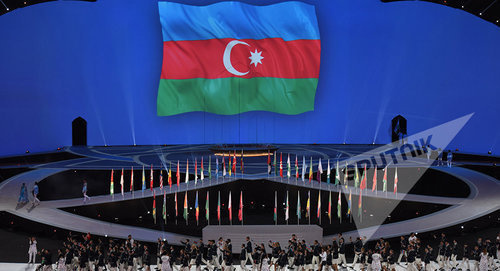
[162,38,320,79]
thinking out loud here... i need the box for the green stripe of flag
[157,78,318,116]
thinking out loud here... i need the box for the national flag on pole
[228,191,232,222]
[267,150,271,174]
[279,153,283,178]
[327,159,331,184]
[223,155,227,176]
[194,158,198,184]
[358,190,362,218]
[360,164,367,190]
[142,166,146,191]
[287,153,291,179]
[176,161,180,187]
[157,2,321,116]
[159,169,164,190]
[308,157,313,183]
[354,164,359,188]
[175,192,178,217]
[297,191,301,220]
[130,167,134,192]
[215,156,219,178]
[295,155,299,179]
[372,166,377,192]
[183,192,188,224]
[120,168,124,196]
[240,150,244,174]
[163,189,167,222]
[337,190,341,221]
[110,169,114,195]
[185,159,189,183]
[317,191,321,219]
[153,190,157,224]
[238,191,243,222]
[229,153,232,176]
[232,151,237,175]
[285,191,289,221]
[394,167,398,194]
[205,191,210,222]
[383,166,388,192]
[344,161,348,188]
[195,191,199,224]
[201,157,204,181]
[273,191,277,223]
[302,156,306,182]
[168,163,172,189]
[217,191,221,223]
[274,151,278,176]
[150,165,154,191]
[317,158,323,183]
[209,156,212,179]
[328,191,332,223]
[335,160,340,185]
[347,189,352,217]
[306,191,310,218]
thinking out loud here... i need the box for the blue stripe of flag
[158,1,320,42]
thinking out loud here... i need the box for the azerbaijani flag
[157,2,320,116]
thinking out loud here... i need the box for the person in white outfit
[371,252,382,271]
[479,249,488,271]
[261,254,270,271]
[28,236,37,264]
[161,251,172,271]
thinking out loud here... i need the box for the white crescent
[223,40,250,76]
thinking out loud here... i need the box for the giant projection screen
[0,0,499,156]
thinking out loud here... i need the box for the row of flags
[271,187,377,224]
[151,190,244,225]
[109,159,400,196]
[152,188,365,226]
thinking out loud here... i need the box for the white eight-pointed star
[249,49,264,67]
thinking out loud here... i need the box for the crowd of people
[27,231,500,271]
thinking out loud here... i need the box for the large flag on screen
[157,2,321,116]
